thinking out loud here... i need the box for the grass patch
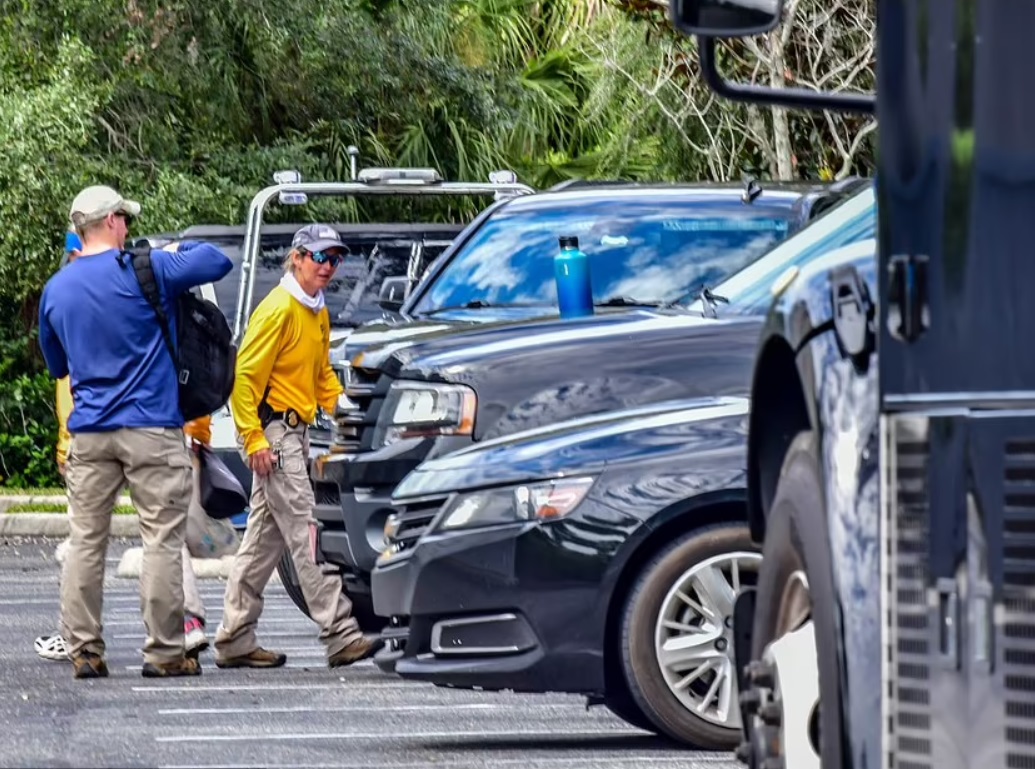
[7,503,136,515]
[0,487,66,496]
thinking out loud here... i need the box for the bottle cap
[559,235,579,250]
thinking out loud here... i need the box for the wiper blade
[699,287,729,318]
[661,285,729,313]
[420,300,494,316]
[420,300,547,317]
[594,296,662,308]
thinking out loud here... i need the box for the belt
[265,409,306,429]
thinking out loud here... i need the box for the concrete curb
[0,513,140,538]
[115,547,278,583]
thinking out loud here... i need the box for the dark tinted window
[203,234,454,328]
[412,196,795,313]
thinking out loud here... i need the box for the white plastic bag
[185,453,241,558]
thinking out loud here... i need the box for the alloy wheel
[653,551,762,728]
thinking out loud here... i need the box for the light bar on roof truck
[489,170,518,185]
[358,168,443,185]
[273,170,307,205]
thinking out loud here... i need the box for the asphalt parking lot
[1,537,738,769]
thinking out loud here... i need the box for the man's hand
[249,448,276,477]
[57,463,67,479]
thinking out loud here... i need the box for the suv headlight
[433,477,596,532]
[372,381,476,448]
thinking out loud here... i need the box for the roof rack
[826,175,868,194]
[741,178,763,204]
[230,153,535,342]
[546,179,640,192]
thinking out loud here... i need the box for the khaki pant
[63,427,192,665]
[215,421,361,660]
[58,452,236,622]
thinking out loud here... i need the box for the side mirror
[378,276,412,311]
[670,0,782,38]
[670,3,875,115]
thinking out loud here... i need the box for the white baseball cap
[69,185,141,228]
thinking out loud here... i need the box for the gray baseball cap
[292,223,346,253]
[69,185,141,228]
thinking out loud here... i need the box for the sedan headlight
[373,381,476,447]
[434,477,596,532]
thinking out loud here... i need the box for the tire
[277,551,312,619]
[603,692,659,735]
[747,432,844,769]
[276,551,382,633]
[620,523,760,749]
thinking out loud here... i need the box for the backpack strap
[125,247,178,371]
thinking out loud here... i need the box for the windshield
[411,196,797,314]
[687,184,876,316]
[203,232,454,328]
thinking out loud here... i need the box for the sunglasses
[307,249,344,268]
[115,212,135,226]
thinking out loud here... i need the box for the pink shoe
[184,614,209,658]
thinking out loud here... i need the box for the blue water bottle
[554,236,594,319]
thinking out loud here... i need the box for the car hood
[341,306,553,363]
[394,395,750,498]
[353,307,718,374]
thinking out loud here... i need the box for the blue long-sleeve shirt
[39,241,233,433]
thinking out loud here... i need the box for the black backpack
[127,245,237,422]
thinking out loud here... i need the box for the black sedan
[371,396,757,749]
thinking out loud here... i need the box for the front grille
[386,496,448,555]
[332,364,391,454]
[884,417,933,769]
[1004,438,1035,769]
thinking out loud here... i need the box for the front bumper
[309,435,472,575]
[370,521,607,694]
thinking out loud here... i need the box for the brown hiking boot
[215,647,286,669]
[72,651,109,679]
[141,657,202,678]
[328,635,384,668]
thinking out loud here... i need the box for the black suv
[298,179,868,621]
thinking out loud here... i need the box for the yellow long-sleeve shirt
[55,376,73,467]
[231,285,343,456]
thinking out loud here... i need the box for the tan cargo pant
[63,427,192,665]
[215,420,361,660]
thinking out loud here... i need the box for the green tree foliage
[0,0,874,486]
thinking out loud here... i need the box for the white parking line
[115,630,315,640]
[133,682,419,693]
[156,728,648,743]
[158,703,580,715]
[159,759,720,769]
[106,617,304,627]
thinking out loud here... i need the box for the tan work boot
[72,651,109,679]
[328,635,384,668]
[141,657,202,678]
[215,647,287,669]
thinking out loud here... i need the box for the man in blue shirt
[38,185,233,679]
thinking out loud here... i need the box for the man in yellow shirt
[214,224,380,669]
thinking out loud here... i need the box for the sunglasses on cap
[305,249,344,268]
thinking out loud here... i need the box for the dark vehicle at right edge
[672,2,1032,769]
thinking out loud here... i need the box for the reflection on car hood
[354,308,714,372]
[394,395,749,499]
[343,306,553,363]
